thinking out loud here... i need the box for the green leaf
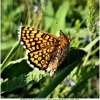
[1,58,32,80]
[1,69,48,93]
[1,58,49,93]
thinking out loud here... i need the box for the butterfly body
[18,24,70,75]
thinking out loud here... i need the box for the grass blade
[1,41,20,73]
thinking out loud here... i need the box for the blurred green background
[1,0,99,98]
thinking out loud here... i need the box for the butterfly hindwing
[28,45,59,71]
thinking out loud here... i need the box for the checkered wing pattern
[19,25,70,75]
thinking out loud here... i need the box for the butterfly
[18,23,70,75]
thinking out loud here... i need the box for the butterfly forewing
[21,26,59,52]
